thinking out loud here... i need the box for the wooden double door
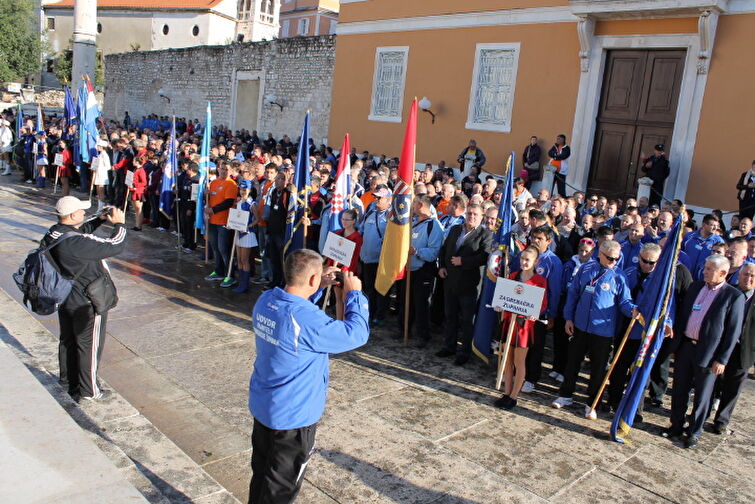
[588,50,685,200]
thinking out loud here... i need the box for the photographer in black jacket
[43,196,127,401]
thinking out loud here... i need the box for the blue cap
[238,179,252,189]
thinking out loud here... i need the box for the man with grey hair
[665,254,745,448]
[552,239,637,418]
[708,261,755,434]
[249,249,369,501]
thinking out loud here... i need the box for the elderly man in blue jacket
[248,249,369,503]
[552,239,638,418]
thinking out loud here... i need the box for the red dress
[500,271,548,348]
[328,229,363,276]
[59,149,74,178]
[130,167,148,201]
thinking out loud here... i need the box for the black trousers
[607,338,641,409]
[180,202,197,249]
[649,182,665,207]
[525,322,548,384]
[360,261,388,321]
[57,301,108,398]
[648,337,673,402]
[552,172,567,197]
[551,317,568,375]
[266,232,285,287]
[23,152,34,180]
[670,339,718,438]
[397,265,435,341]
[442,286,477,357]
[559,329,613,404]
[249,419,317,504]
[712,345,747,428]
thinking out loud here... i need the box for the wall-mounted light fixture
[418,96,435,124]
[157,88,171,103]
[265,93,283,111]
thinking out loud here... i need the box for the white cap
[96,138,109,147]
[55,196,92,216]
[0,119,9,126]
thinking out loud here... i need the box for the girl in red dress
[495,245,548,410]
[332,208,363,320]
[130,156,149,231]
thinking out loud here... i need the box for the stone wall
[104,35,335,143]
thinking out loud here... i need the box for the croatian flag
[83,77,100,161]
[329,134,352,233]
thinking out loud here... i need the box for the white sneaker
[555,373,565,383]
[551,396,573,409]
[157,227,166,232]
[520,381,535,393]
[548,370,558,379]
[171,230,179,236]
[584,405,597,420]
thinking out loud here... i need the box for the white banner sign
[226,208,250,232]
[323,231,356,266]
[124,170,134,188]
[53,153,64,166]
[190,183,199,201]
[492,278,546,318]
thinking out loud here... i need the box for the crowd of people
[2,107,753,454]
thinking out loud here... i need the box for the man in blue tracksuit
[358,185,391,324]
[683,214,725,280]
[522,225,563,391]
[552,240,637,417]
[248,249,369,504]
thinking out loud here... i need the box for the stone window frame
[298,17,310,35]
[465,42,521,133]
[368,46,409,124]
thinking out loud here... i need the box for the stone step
[0,288,240,504]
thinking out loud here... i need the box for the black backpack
[13,232,80,315]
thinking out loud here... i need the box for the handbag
[84,274,119,314]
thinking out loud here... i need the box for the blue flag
[76,85,90,164]
[159,118,177,218]
[15,104,23,139]
[472,153,515,364]
[283,112,311,255]
[64,86,76,129]
[611,214,684,443]
[36,104,43,132]
[195,103,212,235]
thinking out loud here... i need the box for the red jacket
[131,167,148,197]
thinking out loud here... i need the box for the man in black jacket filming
[43,196,127,402]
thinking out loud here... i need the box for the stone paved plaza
[0,179,753,503]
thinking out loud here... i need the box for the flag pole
[403,264,411,346]
[122,187,130,212]
[53,166,60,194]
[172,116,181,251]
[587,314,641,418]
[322,260,340,311]
[495,314,517,391]
[225,232,238,281]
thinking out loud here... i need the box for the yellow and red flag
[376,99,418,295]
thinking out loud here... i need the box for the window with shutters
[368,46,409,123]
[466,43,521,133]
[281,20,290,37]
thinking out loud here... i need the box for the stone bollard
[532,164,557,196]
[637,177,653,202]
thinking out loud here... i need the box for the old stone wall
[104,35,335,143]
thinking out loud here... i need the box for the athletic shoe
[170,230,179,236]
[584,406,597,420]
[80,389,112,402]
[25,179,34,184]
[220,276,237,288]
[548,370,559,379]
[204,272,223,281]
[520,381,535,393]
[250,276,268,285]
[555,373,565,383]
[182,247,194,254]
[551,396,573,409]
[156,227,166,232]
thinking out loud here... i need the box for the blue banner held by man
[159,117,177,218]
[195,103,212,235]
[283,112,311,256]
[611,214,684,443]
[471,152,516,364]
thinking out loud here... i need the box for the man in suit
[708,261,755,434]
[666,254,745,448]
[436,203,493,365]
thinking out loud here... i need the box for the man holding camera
[43,196,127,402]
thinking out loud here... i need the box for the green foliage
[53,41,104,88]
[0,0,43,82]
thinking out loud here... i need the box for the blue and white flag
[195,103,212,235]
[472,153,515,364]
[159,118,177,218]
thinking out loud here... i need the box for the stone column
[72,0,97,91]
[637,177,653,202]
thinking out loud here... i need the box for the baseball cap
[55,196,92,216]
[654,144,665,151]
[373,184,392,198]
[238,179,253,189]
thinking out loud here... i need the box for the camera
[334,271,344,286]
[97,206,114,218]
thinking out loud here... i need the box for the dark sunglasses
[602,252,620,263]
[640,257,656,265]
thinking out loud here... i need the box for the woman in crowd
[35,131,48,188]
[130,156,148,231]
[494,245,548,410]
[332,208,363,321]
[231,179,258,294]
[92,138,112,211]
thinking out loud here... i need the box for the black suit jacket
[673,281,745,367]
[439,225,493,296]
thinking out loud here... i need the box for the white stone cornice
[576,15,595,72]
[569,0,730,19]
